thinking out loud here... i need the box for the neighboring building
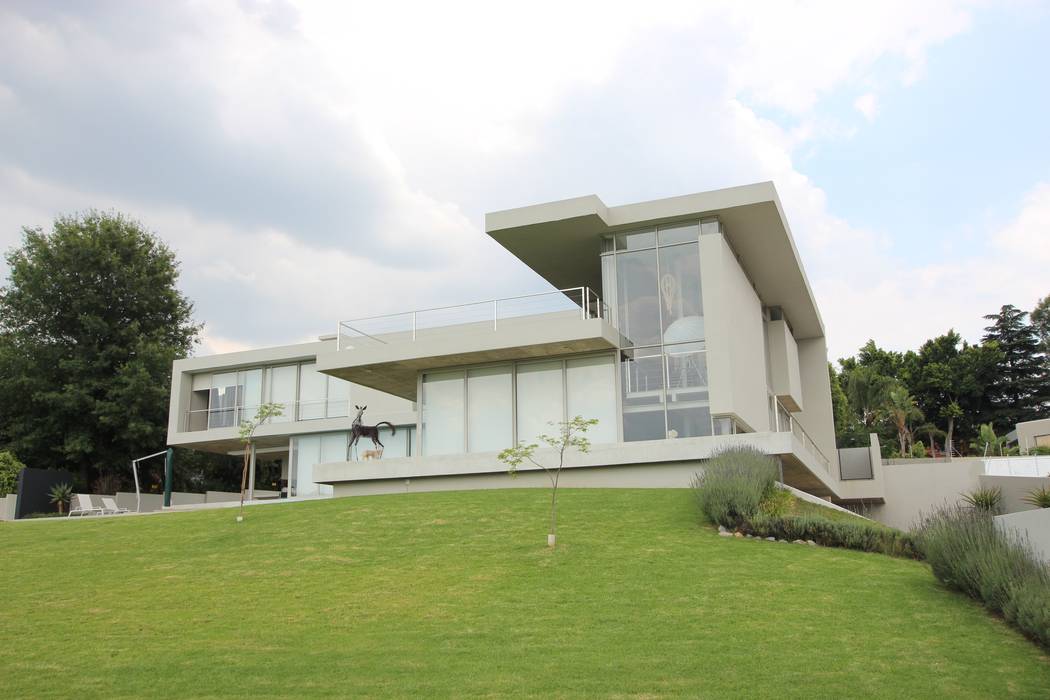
[1015,417,1050,454]
[167,182,883,504]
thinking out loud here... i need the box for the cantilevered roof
[485,181,826,340]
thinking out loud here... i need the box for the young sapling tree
[237,403,284,521]
[498,415,597,548]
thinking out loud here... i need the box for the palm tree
[915,422,946,457]
[880,386,923,457]
[48,482,73,515]
[970,423,1006,457]
[846,366,895,427]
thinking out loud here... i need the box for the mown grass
[1,488,1048,698]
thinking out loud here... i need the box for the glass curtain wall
[602,221,712,440]
[419,354,617,456]
[421,370,465,456]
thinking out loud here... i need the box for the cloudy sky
[1,0,1048,362]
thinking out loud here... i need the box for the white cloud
[0,0,1007,364]
[854,93,879,121]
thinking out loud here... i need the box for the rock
[719,530,733,537]
[745,534,753,538]
[766,537,776,541]
[779,539,789,543]
[806,540,817,546]
[734,532,744,538]
[793,539,805,544]
[718,525,728,534]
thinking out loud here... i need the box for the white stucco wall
[700,233,769,432]
[793,337,838,474]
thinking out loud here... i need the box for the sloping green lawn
[1,488,1047,698]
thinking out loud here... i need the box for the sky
[0,0,1048,363]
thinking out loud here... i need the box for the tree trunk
[946,418,955,460]
[238,446,250,520]
[549,470,560,547]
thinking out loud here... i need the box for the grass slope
[1,489,1047,698]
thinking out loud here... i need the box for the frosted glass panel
[292,433,338,497]
[516,361,564,447]
[298,362,326,420]
[292,435,320,497]
[239,369,263,419]
[567,355,617,444]
[320,432,347,464]
[377,425,410,458]
[467,366,513,453]
[422,371,464,455]
[268,365,296,423]
[326,376,350,418]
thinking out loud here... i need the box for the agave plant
[1021,486,1050,509]
[48,482,74,515]
[960,486,1002,514]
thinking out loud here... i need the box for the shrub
[758,487,794,517]
[911,441,927,458]
[691,446,778,529]
[960,486,1002,514]
[747,512,919,558]
[1021,486,1050,509]
[915,506,1050,648]
[0,450,25,497]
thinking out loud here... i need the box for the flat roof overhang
[485,181,826,340]
[315,317,622,401]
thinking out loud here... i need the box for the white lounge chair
[100,497,128,515]
[68,494,103,517]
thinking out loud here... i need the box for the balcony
[183,399,349,432]
[318,287,621,400]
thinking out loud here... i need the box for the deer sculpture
[346,405,396,460]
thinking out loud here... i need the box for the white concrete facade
[167,182,864,503]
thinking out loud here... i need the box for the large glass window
[467,366,513,453]
[658,242,703,344]
[602,220,710,441]
[376,425,414,458]
[422,370,464,456]
[665,343,711,438]
[567,355,617,444]
[326,376,350,418]
[208,372,239,429]
[515,360,564,447]
[239,369,263,419]
[615,249,661,346]
[298,362,328,420]
[268,365,297,423]
[420,354,616,456]
[290,433,337,497]
[621,347,666,441]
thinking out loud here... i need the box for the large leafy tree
[0,212,200,487]
[906,330,1002,452]
[1032,294,1050,356]
[981,305,1050,429]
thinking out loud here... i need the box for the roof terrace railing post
[412,311,417,341]
[493,299,498,330]
[579,287,586,320]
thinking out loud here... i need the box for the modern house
[167,182,886,504]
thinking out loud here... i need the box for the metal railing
[183,399,350,432]
[336,287,609,351]
[772,397,831,474]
